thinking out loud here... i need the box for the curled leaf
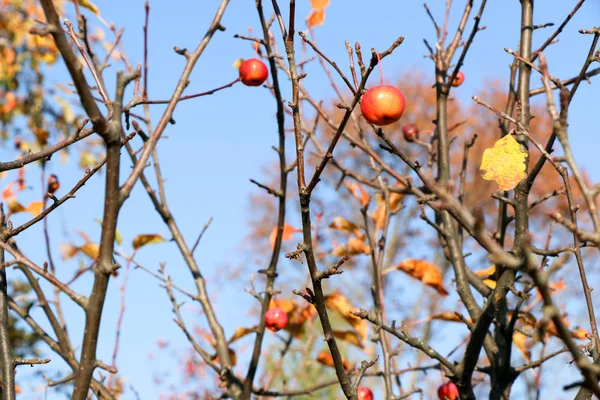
[480,134,527,191]
[395,259,448,296]
[132,234,165,250]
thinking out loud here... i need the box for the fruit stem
[377,52,384,85]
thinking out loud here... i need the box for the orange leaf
[306,8,325,28]
[316,349,350,370]
[132,234,165,250]
[344,181,369,206]
[60,243,79,260]
[26,200,44,217]
[329,217,363,238]
[270,298,296,314]
[269,223,301,248]
[396,259,448,296]
[309,0,330,7]
[333,330,364,348]
[325,292,367,341]
[332,236,371,257]
[2,182,15,201]
[571,327,589,340]
[431,312,465,323]
[474,265,496,278]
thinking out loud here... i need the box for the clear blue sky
[9,0,600,398]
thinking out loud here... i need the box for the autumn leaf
[513,331,531,362]
[306,0,330,28]
[132,234,165,250]
[26,200,44,217]
[269,223,302,248]
[332,236,371,257]
[431,312,465,323]
[480,134,527,191]
[228,326,257,344]
[371,187,404,231]
[270,298,296,314]
[79,242,99,260]
[474,264,496,278]
[325,292,368,341]
[344,181,369,206]
[316,349,350,370]
[69,0,100,14]
[214,347,237,367]
[60,243,79,260]
[7,198,25,214]
[395,259,448,296]
[333,330,364,348]
[329,217,364,239]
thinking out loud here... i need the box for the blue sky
[8,0,600,398]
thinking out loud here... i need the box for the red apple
[265,307,288,332]
[357,386,373,400]
[402,123,419,142]
[360,85,405,126]
[452,71,465,87]
[438,381,459,400]
[239,58,268,86]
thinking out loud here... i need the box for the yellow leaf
[480,134,527,191]
[79,242,99,260]
[132,234,165,250]
[483,279,497,289]
[7,198,25,214]
[513,331,531,362]
[325,292,368,341]
[233,58,244,69]
[228,326,257,344]
[333,330,364,348]
[396,259,448,296]
[69,0,100,14]
[26,200,44,217]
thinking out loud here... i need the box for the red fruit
[402,123,419,142]
[239,58,268,86]
[438,381,459,400]
[357,386,373,400]
[265,307,288,332]
[360,85,405,126]
[452,71,465,87]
